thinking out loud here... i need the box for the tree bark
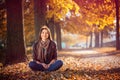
[34,0,47,40]
[47,18,55,40]
[115,0,120,50]
[94,32,100,47]
[89,32,93,48]
[55,23,62,50]
[100,30,103,47]
[86,36,88,48]
[0,1,5,10]
[6,0,26,64]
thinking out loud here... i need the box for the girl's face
[41,29,49,41]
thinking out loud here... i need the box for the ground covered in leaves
[0,47,120,80]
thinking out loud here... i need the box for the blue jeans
[29,60,63,71]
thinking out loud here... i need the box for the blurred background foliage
[0,0,119,50]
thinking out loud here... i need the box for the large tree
[46,0,80,50]
[34,0,47,40]
[6,0,26,64]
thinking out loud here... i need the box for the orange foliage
[62,0,116,35]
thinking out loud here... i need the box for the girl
[29,25,63,71]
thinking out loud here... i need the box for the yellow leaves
[73,3,80,15]
[67,3,73,10]
[85,20,92,26]
[77,0,115,32]
[98,25,104,30]
[97,14,115,30]
[46,0,80,22]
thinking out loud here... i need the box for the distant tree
[74,0,115,48]
[6,0,26,64]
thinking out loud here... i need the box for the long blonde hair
[38,25,52,41]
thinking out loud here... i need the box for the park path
[58,47,120,71]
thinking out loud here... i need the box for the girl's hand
[41,63,48,69]
[36,61,48,69]
[36,61,41,64]
[47,64,51,68]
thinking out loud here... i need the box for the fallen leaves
[0,51,120,80]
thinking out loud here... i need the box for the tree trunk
[100,30,103,47]
[89,32,93,48]
[94,32,100,47]
[55,23,62,50]
[86,36,88,48]
[115,0,120,50]
[34,0,47,40]
[6,0,26,64]
[47,18,55,40]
